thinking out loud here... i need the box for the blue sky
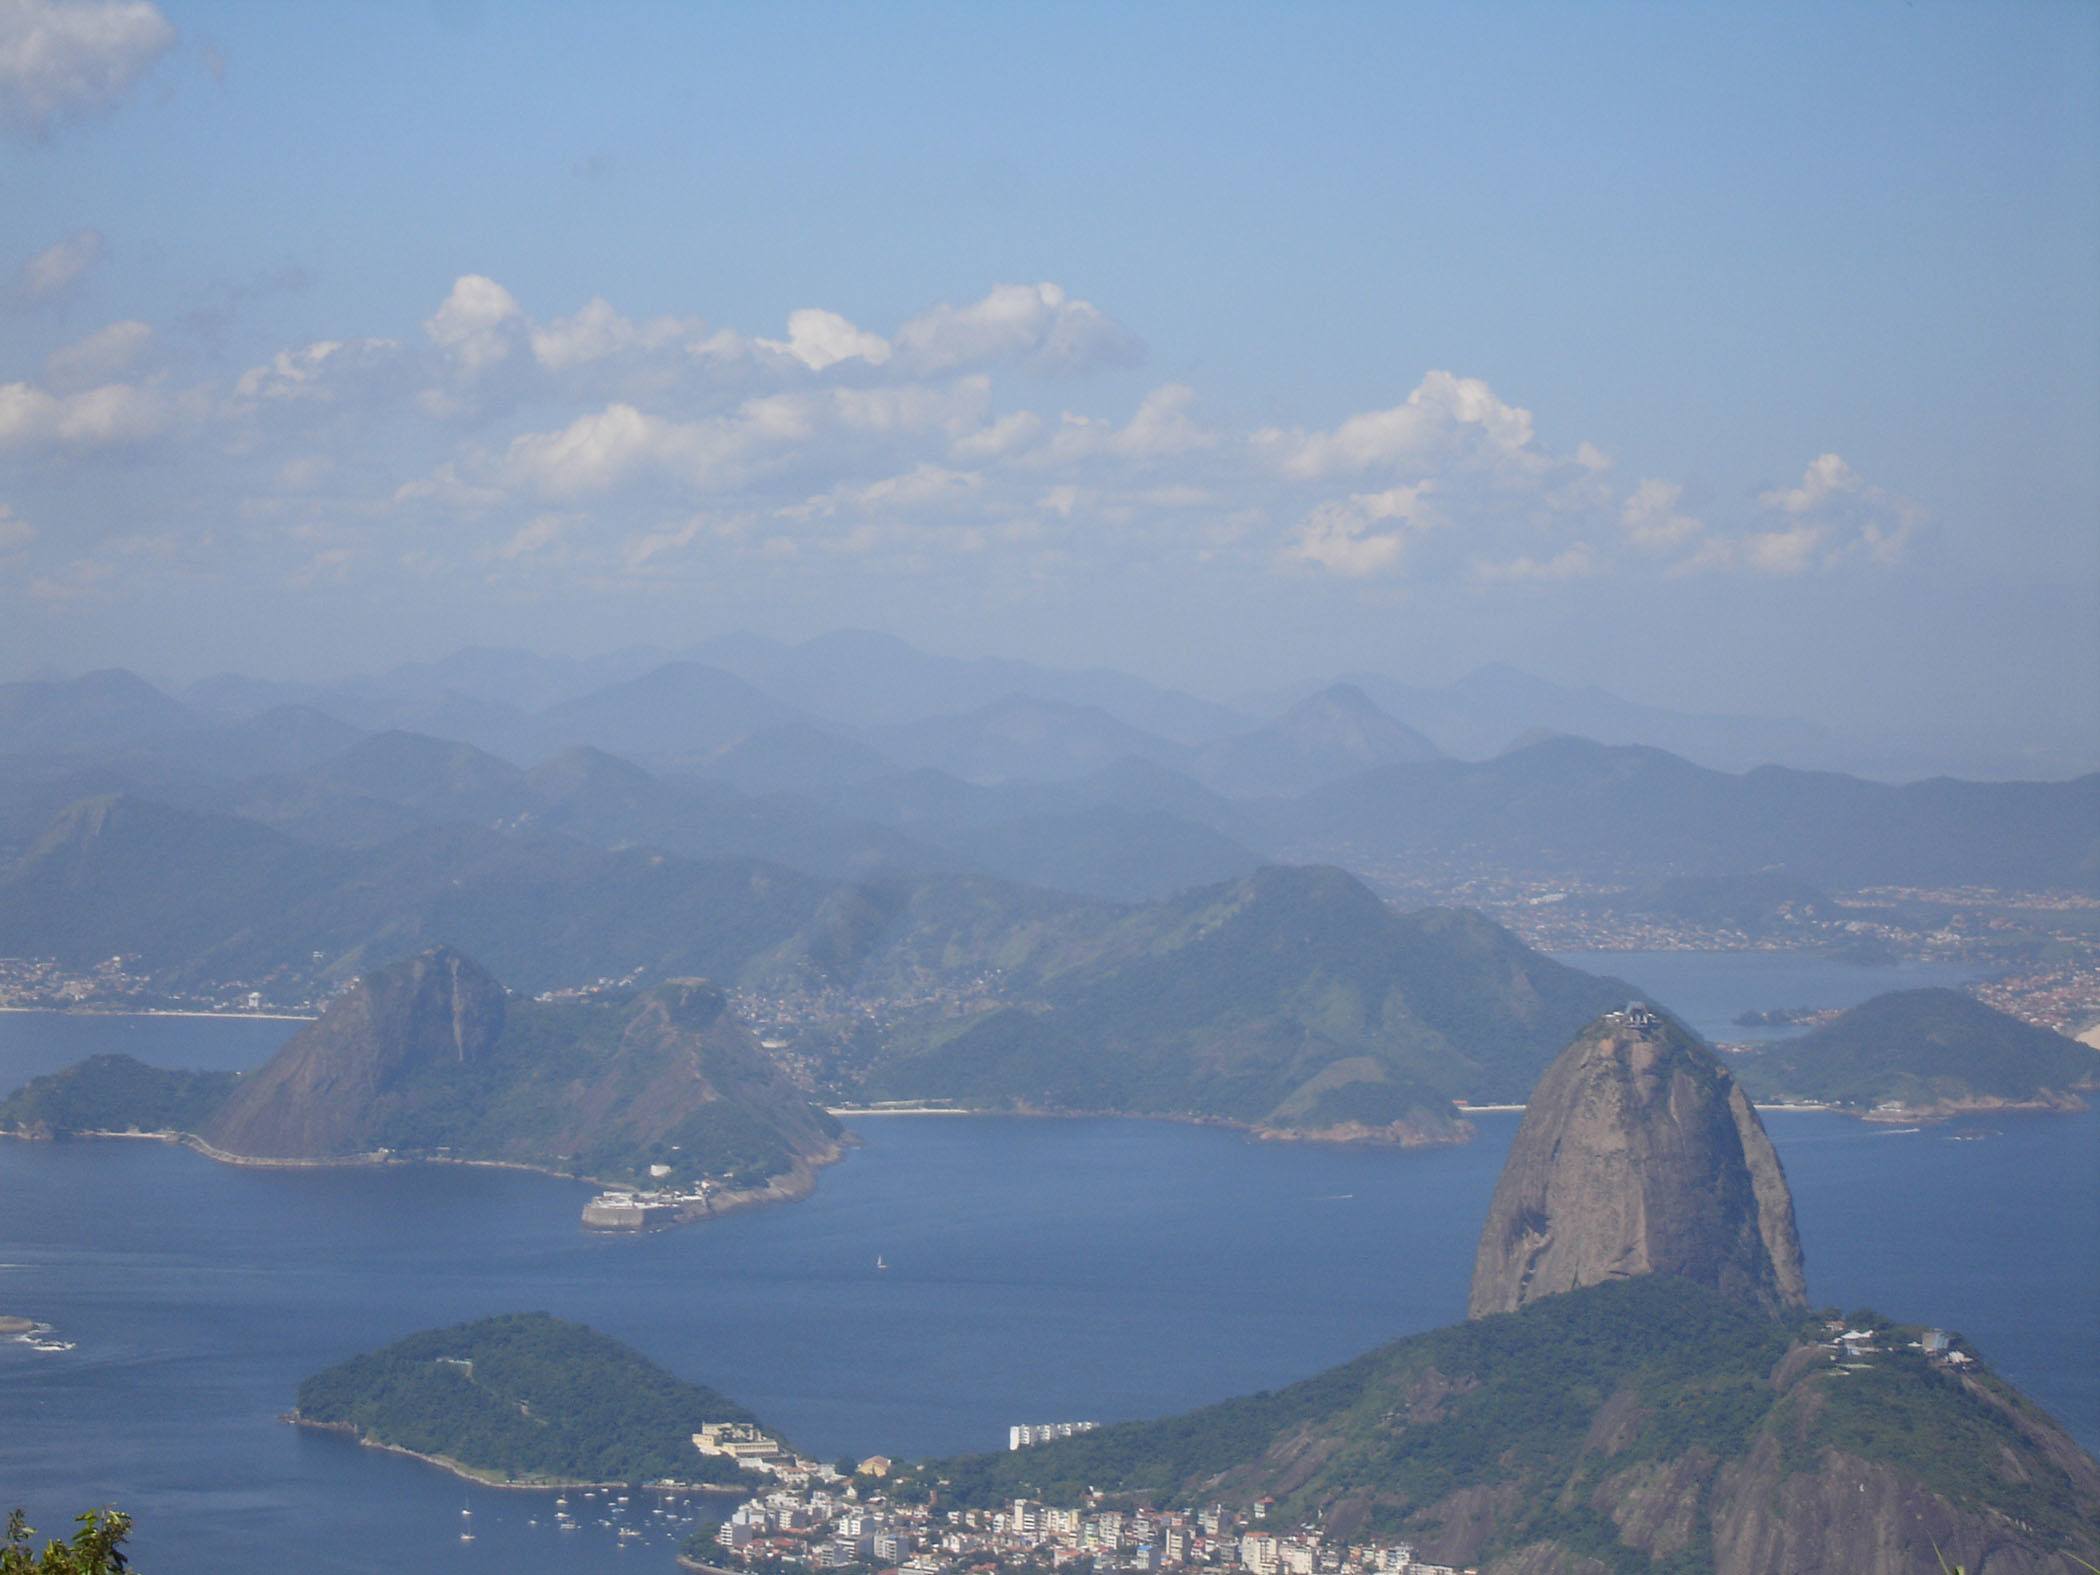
[3,0,2096,764]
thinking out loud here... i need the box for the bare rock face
[205,945,505,1158]
[1469,1006,1807,1319]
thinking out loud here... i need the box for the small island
[2,1314,75,1352]
[1732,987,2099,1120]
[291,1312,774,1489]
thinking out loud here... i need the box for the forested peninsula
[291,1313,763,1488]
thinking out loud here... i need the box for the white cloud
[495,512,576,560]
[1257,370,1541,480]
[390,462,504,514]
[44,318,151,389]
[231,338,405,406]
[783,462,982,522]
[1618,477,1703,549]
[1284,483,1434,579]
[623,514,716,570]
[759,307,891,372]
[507,402,680,496]
[0,271,1933,610]
[1673,521,1825,577]
[0,376,166,449]
[1761,452,1921,565]
[1042,383,1214,465]
[0,0,175,136]
[423,274,525,374]
[893,282,1141,374]
[1762,451,1861,516]
[502,377,990,501]
[529,297,701,371]
[1741,523,1824,574]
[950,409,1042,461]
[15,227,104,300]
[1669,452,1920,575]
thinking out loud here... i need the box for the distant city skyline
[4,0,2095,763]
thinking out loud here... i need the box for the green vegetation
[0,952,840,1193]
[2,1509,131,1575]
[913,1277,1786,1519]
[0,1056,235,1136]
[1735,988,2098,1112]
[1786,1338,2097,1541]
[304,991,820,1187]
[904,1275,2100,1564]
[866,867,1631,1126]
[681,1522,726,1561]
[294,1312,760,1486]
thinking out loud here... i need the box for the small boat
[876,1254,888,1271]
[459,1531,475,1543]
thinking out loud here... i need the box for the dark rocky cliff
[1469,1005,1807,1319]
[192,946,839,1187]
[206,945,505,1157]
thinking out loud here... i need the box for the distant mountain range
[1270,662,1834,774]
[1266,735,2100,889]
[5,643,2094,907]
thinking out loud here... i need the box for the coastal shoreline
[834,1101,1473,1149]
[0,1125,852,1232]
[0,1006,318,1022]
[284,1413,746,1494]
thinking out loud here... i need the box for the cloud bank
[0,274,1922,610]
[0,0,175,137]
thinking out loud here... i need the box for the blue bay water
[1551,949,1984,1043]
[0,1000,2094,1574]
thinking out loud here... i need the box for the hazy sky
[4,0,2096,754]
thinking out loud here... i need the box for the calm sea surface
[1551,949,1985,1042]
[0,994,2093,1574]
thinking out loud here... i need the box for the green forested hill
[0,1055,236,1136]
[293,1313,760,1485]
[1735,988,2098,1114]
[863,866,1632,1131]
[907,1276,2100,1571]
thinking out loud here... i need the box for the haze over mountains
[8,631,2094,1149]
[4,634,2094,901]
[11,629,2089,783]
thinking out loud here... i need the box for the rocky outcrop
[1469,1005,1806,1318]
[206,945,505,1157]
